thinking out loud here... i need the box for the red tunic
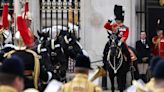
[104,21,129,42]
[152,36,164,57]
[159,36,164,57]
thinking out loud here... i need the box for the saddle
[128,48,137,62]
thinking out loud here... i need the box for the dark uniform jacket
[136,39,151,63]
[3,49,50,90]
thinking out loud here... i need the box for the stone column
[29,0,40,36]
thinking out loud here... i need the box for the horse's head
[46,38,67,81]
[37,30,49,44]
[63,32,83,59]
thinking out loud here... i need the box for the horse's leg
[102,41,110,90]
[102,64,108,90]
[117,62,128,92]
[107,67,115,92]
[132,60,139,80]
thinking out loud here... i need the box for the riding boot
[102,76,108,90]
[102,62,108,90]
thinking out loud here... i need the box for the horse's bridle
[107,33,124,73]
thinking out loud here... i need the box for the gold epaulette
[3,50,16,58]
[152,37,161,49]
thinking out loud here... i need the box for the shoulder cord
[25,49,41,89]
[4,49,41,89]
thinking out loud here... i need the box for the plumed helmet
[22,12,32,20]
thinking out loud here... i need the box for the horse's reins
[107,34,124,73]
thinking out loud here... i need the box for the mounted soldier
[0,3,13,48]
[102,5,136,92]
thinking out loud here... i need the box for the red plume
[24,1,29,19]
[17,16,34,47]
[2,3,9,29]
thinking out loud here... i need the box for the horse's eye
[68,46,73,49]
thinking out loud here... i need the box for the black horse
[103,32,138,92]
[61,31,87,72]
[37,30,67,82]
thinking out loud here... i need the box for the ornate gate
[40,0,80,34]
[40,0,81,72]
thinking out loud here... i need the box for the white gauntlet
[118,40,123,46]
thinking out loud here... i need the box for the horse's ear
[46,29,50,36]
[37,30,41,37]
[77,37,81,41]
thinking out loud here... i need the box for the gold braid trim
[152,37,160,49]
[25,49,40,89]
[3,50,16,58]
[3,49,41,89]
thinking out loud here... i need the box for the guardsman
[14,0,35,47]
[152,28,164,57]
[59,54,102,92]
[102,5,131,90]
[0,56,25,92]
[103,5,131,62]
[3,16,52,91]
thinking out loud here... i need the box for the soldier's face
[140,32,146,39]
[14,77,24,92]
[115,20,123,25]
[157,30,163,36]
[25,19,32,27]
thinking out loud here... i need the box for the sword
[55,0,59,37]
[77,0,80,38]
[66,0,69,31]
[61,0,64,32]
[50,0,53,39]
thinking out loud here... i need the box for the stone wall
[80,0,137,61]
